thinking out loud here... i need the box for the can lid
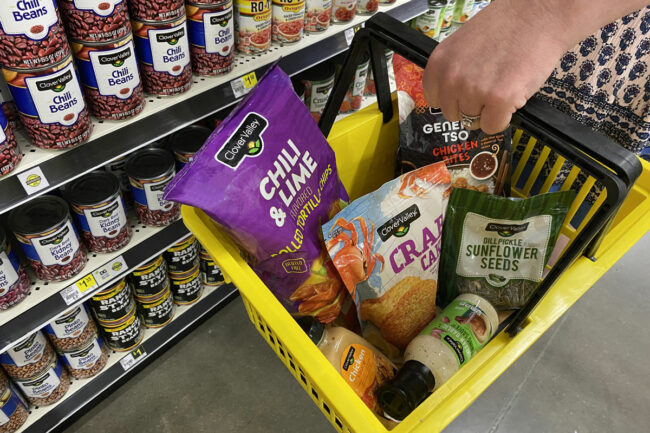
[8,195,70,236]
[69,32,133,49]
[168,125,212,156]
[186,0,232,9]
[125,148,175,181]
[65,171,120,207]
[377,360,435,421]
[299,60,335,82]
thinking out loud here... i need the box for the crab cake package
[323,162,451,349]
[164,64,349,324]
[394,55,512,195]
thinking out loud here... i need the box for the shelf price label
[231,71,258,98]
[17,166,50,195]
[60,255,126,306]
[344,24,363,46]
[120,345,148,371]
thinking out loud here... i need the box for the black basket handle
[318,13,642,337]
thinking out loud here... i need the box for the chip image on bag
[393,54,512,196]
[323,162,451,349]
[164,64,349,324]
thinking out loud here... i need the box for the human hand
[422,0,572,134]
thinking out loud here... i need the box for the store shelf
[0,0,427,215]
[0,217,190,353]
[16,283,238,433]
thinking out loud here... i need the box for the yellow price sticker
[75,274,98,293]
[241,72,257,89]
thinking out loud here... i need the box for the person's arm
[423,0,649,134]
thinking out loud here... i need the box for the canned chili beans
[44,304,97,352]
[128,0,185,22]
[99,304,144,351]
[186,2,234,76]
[65,171,132,253]
[3,56,93,150]
[58,334,108,379]
[71,34,145,121]
[89,278,134,325]
[8,196,87,282]
[164,234,199,274]
[168,125,211,171]
[130,255,169,298]
[170,265,203,305]
[0,1,70,70]
[0,228,31,311]
[0,383,29,433]
[135,285,174,328]
[0,331,55,380]
[58,0,131,43]
[126,148,180,227]
[0,109,22,177]
[132,16,192,96]
[14,357,70,406]
[272,0,305,44]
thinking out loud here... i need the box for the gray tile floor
[67,232,650,433]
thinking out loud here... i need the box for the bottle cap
[377,360,435,421]
[296,317,325,345]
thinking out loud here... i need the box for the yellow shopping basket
[182,14,650,433]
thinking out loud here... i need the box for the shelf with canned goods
[0,215,191,355]
[0,0,427,215]
[9,282,238,433]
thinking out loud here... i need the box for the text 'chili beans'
[9,195,87,281]
[58,0,132,43]
[132,16,192,96]
[3,56,92,149]
[186,1,235,76]
[66,171,132,253]
[0,1,70,70]
[71,34,146,121]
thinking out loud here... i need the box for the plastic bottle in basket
[186,1,235,76]
[0,1,70,70]
[8,196,87,282]
[3,55,93,150]
[58,0,132,43]
[70,34,146,121]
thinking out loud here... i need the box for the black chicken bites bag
[394,55,512,196]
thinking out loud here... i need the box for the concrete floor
[67,232,650,433]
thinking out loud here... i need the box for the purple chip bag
[165,64,349,324]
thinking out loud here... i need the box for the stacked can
[128,0,185,22]
[272,0,305,44]
[168,125,212,171]
[186,2,235,76]
[356,0,378,15]
[132,13,192,96]
[104,156,133,206]
[234,0,272,54]
[167,236,203,305]
[0,76,19,129]
[0,331,70,407]
[300,60,335,122]
[132,253,174,328]
[0,109,21,178]
[436,0,455,41]
[126,148,180,227]
[304,0,331,33]
[44,305,108,380]
[0,2,92,150]
[65,171,132,253]
[71,34,145,120]
[0,380,29,433]
[90,278,144,352]
[331,0,357,23]
[0,227,31,311]
[58,0,132,42]
[411,0,446,39]
[199,246,225,286]
[8,196,87,282]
